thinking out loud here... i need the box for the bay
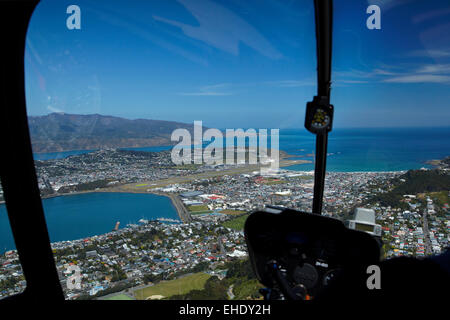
[280,127,450,172]
[0,192,179,253]
[4,127,447,252]
[33,149,97,160]
[32,127,450,172]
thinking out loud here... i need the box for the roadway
[422,210,432,255]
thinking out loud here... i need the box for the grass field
[104,294,134,300]
[190,211,214,215]
[187,205,213,215]
[187,204,209,212]
[429,191,449,204]
[133,272,211,300]
[109,159,310,190]
[289,175,314,180]
[220,209,247,215]
[261,179,286,185]
[221,214,249,231]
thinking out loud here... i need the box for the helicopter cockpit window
[20,0,450,300]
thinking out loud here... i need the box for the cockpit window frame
[0,0,64,302]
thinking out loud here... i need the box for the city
[0,149,449,299]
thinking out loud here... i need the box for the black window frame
[0,0,64,302]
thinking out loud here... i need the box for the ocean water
[32,127,450,172]
[2,127,445,252]
[279,127,450,172]
[32,146,172,160]
[0,192,179,253]
[33,149,97,160]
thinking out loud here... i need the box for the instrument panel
[244,208,380,300]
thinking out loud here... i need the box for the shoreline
[23,168,406,217]
[0,163,444,254]
[0,168,416,207]
[92,189,192,223]
[0,191,186,255]
[0,189,191,223]
[32,143,178,155]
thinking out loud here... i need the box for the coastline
[0,168,412,207]
[2,150,447,224]
[0,162,445,254]
[1,189,192,224]
[151,191,192,223]
[0,191,185,255]
[93,189,192,223]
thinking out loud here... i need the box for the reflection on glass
[21,0,450,300]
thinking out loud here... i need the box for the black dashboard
[244,208,380,300]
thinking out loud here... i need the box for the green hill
[367,169,450,208]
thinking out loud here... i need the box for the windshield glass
[13,0,450,300]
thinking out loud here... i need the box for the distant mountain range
[28,113,195,153]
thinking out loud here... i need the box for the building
[180,191,204,198]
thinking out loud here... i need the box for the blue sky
[25,0,450,128]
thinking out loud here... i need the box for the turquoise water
[32,146,172,160]
[280,127,450,172]
[0,192,179,253]
[4,127,447,253]
[32,127,450,172]
[33,149,97,160]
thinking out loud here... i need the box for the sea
[279,127,450,172]
[0,193,179,254]
[32,127,450,171]
[1,127,449,253]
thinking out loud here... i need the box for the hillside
[366,169,450,209]
[28,113,195,153]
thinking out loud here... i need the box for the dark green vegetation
[28,113,195,153]
[221,214,250,231]
[169,275,228,300]
[57,179,114,193]
[395,170,449,194]
[142,262,210,285]
[169,258,262,300]
[0,275,22,293]
[366,169,450,209]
